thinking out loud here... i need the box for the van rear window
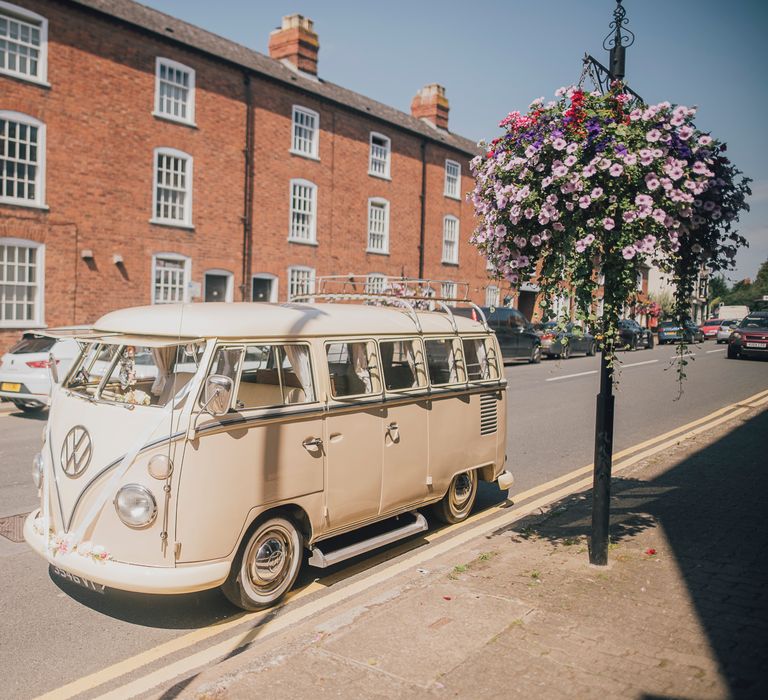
[462,338,499,381]
[425,338,463,386]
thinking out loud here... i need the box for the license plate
[1,382,21,392]
[51,565,106,594]
[745,342,767,349]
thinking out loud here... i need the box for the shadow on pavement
[503,408,768,699]
[49,568,239,628]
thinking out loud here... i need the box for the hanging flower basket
[470,83,751,371]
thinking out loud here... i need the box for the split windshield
[64,340,206,407]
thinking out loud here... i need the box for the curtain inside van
[283,345,315,402]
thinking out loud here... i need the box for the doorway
[252,274,278,302]
[204,271,233,302]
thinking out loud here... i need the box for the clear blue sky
[140,0,768,284]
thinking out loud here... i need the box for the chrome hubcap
[450,472,475,514]
[246,529,293,593]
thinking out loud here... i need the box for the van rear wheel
[433,470,478,524]
[222,516,302,611]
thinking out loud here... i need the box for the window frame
[462,335,501,383]
[151,252,191,305]
[153,57,196,126]
[444,159,461,199]
[287,265,315,302]
[378,336,428,394]
[151,147,193,229]
[290,105,319,160]
[424,336,467,388]
[234,341,317,412]
[441,215,459,265]
[288,178,318,244]
[365,273,386,295]
[366,197,390,255]
[0,236,45,328]
[368,132,391,179]
[324,338,382,400]
[441,281,457,306]
[0,110,46,209]
[0,1,49,86]
[485,285,500,308]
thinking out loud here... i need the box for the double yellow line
[37,387,768,700]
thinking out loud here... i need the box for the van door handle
[387,422,399,441]
[302,437,323,450]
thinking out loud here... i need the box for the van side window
[236,344,315,409]
[380,339,426,391]
[326,341,380,398]
[462,337,500,381]
[424,338,464,386]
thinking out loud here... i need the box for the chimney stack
[268,14,319,75]
[410,84,449,130]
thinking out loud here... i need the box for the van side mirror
[203,374,233,416]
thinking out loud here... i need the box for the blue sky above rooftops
[138,0,768,283]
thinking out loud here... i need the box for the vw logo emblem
[60,426,93,478]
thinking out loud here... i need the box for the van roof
[93,303,487,339]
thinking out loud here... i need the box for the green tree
[723,259,768,308]
[708,275,730,306]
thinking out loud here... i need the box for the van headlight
[32,453,44,489]
[114,484,157,528]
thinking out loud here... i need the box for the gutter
[241,73,255,300]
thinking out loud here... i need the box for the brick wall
[0,0,493,355]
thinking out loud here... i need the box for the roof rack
[290,275,490,333]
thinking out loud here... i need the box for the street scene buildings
[1,0,499,355]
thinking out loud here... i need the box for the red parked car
[699,318,729,340]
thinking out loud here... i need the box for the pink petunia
[622,245,636,260]
[552,138,567,151]
[578,195,591,209]
[603,217,615,231]
[609,163,624,177]
[646,129,662,142]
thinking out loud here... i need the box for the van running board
[308,511,428,568]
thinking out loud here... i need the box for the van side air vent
[480,393,497,435]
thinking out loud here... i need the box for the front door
[252,277,273,302]
[204,273,229,302]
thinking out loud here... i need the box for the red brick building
[1,0,499,353]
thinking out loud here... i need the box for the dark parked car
[657,320,704,345]
[727,311,768,360]
[534,321,596,359]
[618,319,654,350]
[454,307,541,363]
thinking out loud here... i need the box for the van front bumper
[23,510,230,595]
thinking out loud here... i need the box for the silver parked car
[716,319,739,344]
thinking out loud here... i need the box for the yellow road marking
[35,390,767,700]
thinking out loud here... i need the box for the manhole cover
[0,513,30,543]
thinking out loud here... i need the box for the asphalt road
[0,343,765,699]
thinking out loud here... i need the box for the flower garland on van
[470,84,751,374]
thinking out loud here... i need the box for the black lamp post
[589,0,636,567]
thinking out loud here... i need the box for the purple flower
[623,210,637,223]
[635,194,653,208]
[531,234,542,246]
[678,125,694,140]
[582,165,597,178]
[578,195,591,209]
[564,155,577,167]
[591,187,603,199]
[609,163,624,177]
[623,153,638,166]
[552,138,567,151]
[566,142,578,155]
[584,234,595,245]
[652,208,667,225]
[598,158,612,170]
[524,208,535,219]
[603,217,615,230]
[575,239,588,253]
[622,245,636,260]
[494,225,506,237]
[645,173,660,190]
[698,135,713,146]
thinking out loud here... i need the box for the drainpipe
[241,73,255,300]
[418,139,427,279]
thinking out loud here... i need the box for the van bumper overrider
[497,470,514,491]
[23,510,230,594]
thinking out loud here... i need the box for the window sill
[149,218,195,231]
[0,199,49,211]
[289,149,320,161]
[0,70,51,89]
[0,321,46,330]
[368,171,391,181]
[444,192,462,201]
[152,111,197,128]
[441,260,459,266]
[366,249,390,256]
[287,237,318,246]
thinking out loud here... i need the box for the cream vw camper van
[24,300,511,610]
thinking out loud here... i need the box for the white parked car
[0,332,81,413]
[716,319,740,344]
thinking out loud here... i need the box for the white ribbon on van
[68,383,190,547]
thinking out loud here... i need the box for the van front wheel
[222,516,302,611]
[433,470,478,524]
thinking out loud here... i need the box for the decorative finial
[602,0,634,81]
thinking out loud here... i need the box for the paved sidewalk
[167,406,768,700]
